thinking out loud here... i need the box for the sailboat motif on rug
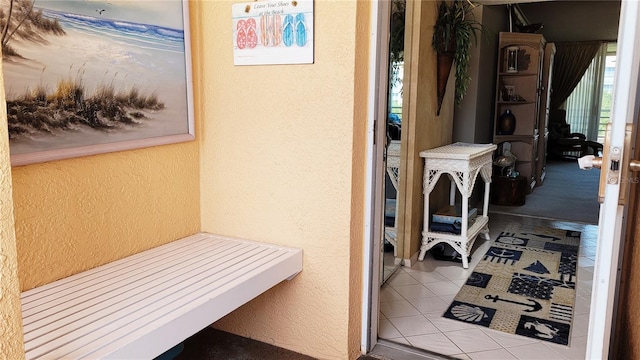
[442,227,580,346]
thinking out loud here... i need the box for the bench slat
[23,237,242,319]
[23,237,246,325]
[24,242,266,342]
[21,233,302,360]
[22,234,217,310]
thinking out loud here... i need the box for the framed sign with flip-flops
[232,0,314,65]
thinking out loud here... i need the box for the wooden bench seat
[21,232,303,359]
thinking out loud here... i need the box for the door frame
[361,0,391,353]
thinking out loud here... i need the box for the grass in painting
[1,0,66,59]
[2,0,167,140]
[7,77,165,139]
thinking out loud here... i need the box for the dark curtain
[550,41,603,110]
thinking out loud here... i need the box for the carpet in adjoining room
[442,226,580,346]
[490,160,600,224]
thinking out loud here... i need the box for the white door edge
[362,0,388,353]
[587,1,640,358]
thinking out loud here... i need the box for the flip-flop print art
[246,18,258,48]
[260,14,282,47]
[271,14,282,46]
[238,13,307,49]
[295,13,306,47]
[236,19,246,49]
[283,14,294,47]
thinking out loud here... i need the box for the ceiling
[473,0,620,42]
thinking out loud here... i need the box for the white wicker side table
[418,142,497,268]
[385,140,401,257]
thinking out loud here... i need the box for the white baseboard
[401,251,420,267]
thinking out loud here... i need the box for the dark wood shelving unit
[493,32,553,192]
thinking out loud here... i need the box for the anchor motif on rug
[484,294,542,312]
[444,227,579,346]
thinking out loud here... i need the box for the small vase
[498,109,516,135]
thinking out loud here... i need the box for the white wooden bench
[21,232,303,360]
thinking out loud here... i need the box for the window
[598,43,617,144]
[564,42,616,143]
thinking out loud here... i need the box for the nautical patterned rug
[442,227,581,346]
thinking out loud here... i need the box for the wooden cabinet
[493,32,551,192]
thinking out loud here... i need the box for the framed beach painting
[1,0,195,166]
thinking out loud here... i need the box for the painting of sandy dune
[1,0,194,165]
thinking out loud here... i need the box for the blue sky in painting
[35,0,185,29]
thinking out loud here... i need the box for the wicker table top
[419,142,497,160]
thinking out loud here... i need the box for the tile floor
[378,212,597,360]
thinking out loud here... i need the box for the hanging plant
[432,0,482,114]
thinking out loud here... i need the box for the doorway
[366,0,622,358]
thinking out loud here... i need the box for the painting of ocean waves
[2,0,194,165]
[40,8,185,53]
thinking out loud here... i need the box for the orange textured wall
[10,2,202,290]
[0,55,25,360]
[12,141,200,290]
[4,1,370,359]
[196,1,367,359]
